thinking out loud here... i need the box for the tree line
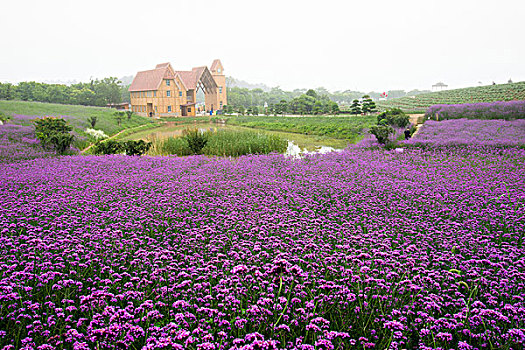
[226,86,431,110]
[224,90,381,116]
[0,78,126,106]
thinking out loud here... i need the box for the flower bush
[1,147,524,349]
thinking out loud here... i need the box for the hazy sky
[1,0,524,92]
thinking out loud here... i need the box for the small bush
[370,125,394,144]
[93,140,123,155]
[123,140,151,156]
[183,128,209,154]
[87,116,97,128]
[34,117,74,154]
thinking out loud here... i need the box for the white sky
[1,0,524,92]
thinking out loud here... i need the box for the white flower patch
[85,128,108,140]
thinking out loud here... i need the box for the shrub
[183,128,209,154]
[92,140,123,155]
[377,108,410,128]
[369,125,394,144]
[33,117,74,154]
[123,140,152,156]
[87,116,97,128]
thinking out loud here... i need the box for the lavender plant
[0,147,524,349]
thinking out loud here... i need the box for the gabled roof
[128,68,167,92]
[175,66,217,91]
[129,62,218,92]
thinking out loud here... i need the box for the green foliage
[361,95,377,114]
[0,78,123,107]
[157,137,193,156]
[350,99,362,115]
[113,111,125,126]
[221,115,375,141]
[87,116,97,128]
[0,111,10,123]
[156,130,287,157]
[123,140,152,156]
[369,125,394,144]
[125,111,133,120]
[182,128,209,154]
[33,117,74,154]
[92,140,123,155]
[377,108,410,128]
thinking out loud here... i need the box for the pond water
[121,121,350,156]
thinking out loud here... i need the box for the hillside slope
[377,81,525,111]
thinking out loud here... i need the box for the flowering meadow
[1,146,525,349]
[404,119,525,148]
[425,100,525,121]
[0,115,55,162]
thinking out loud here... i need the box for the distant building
[128,60,227,117]
[432,82,448,91]
[106,103,130,110]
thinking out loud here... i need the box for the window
[166,79,170,86]
[154,91,156,97]
[179,91,182,97]
[168,106,172,112]
[219,87,223,94]
[218,68,222,73]
[141,92,145,98]
[155,106,157,113]
[220,101,223,108]
[187,107,191,113]
[147,91,151,97]
[167,90,171,97]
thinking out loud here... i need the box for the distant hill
[377,81,525,112]
[119,75,134,86]
[226,77,271,91]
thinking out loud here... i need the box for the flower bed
[405,119,525,147]
[425,100,525,120]
[1,148,524,349]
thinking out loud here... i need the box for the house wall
[130,76,188,117]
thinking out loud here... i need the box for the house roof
[175,66,209,90]
[130,62,217,92]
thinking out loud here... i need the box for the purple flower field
[405,119,525,147]
[1,147,525,349]
[0,117,54,162]
[425,100,525,121]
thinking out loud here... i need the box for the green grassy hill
[0,100,155,148]
[377,81,525,112]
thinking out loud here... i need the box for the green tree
[113,111,125,126]
[361,95,376,114]
[350,99,362,115]
[330,102,340,115]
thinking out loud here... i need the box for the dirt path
[408,114,425,136]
